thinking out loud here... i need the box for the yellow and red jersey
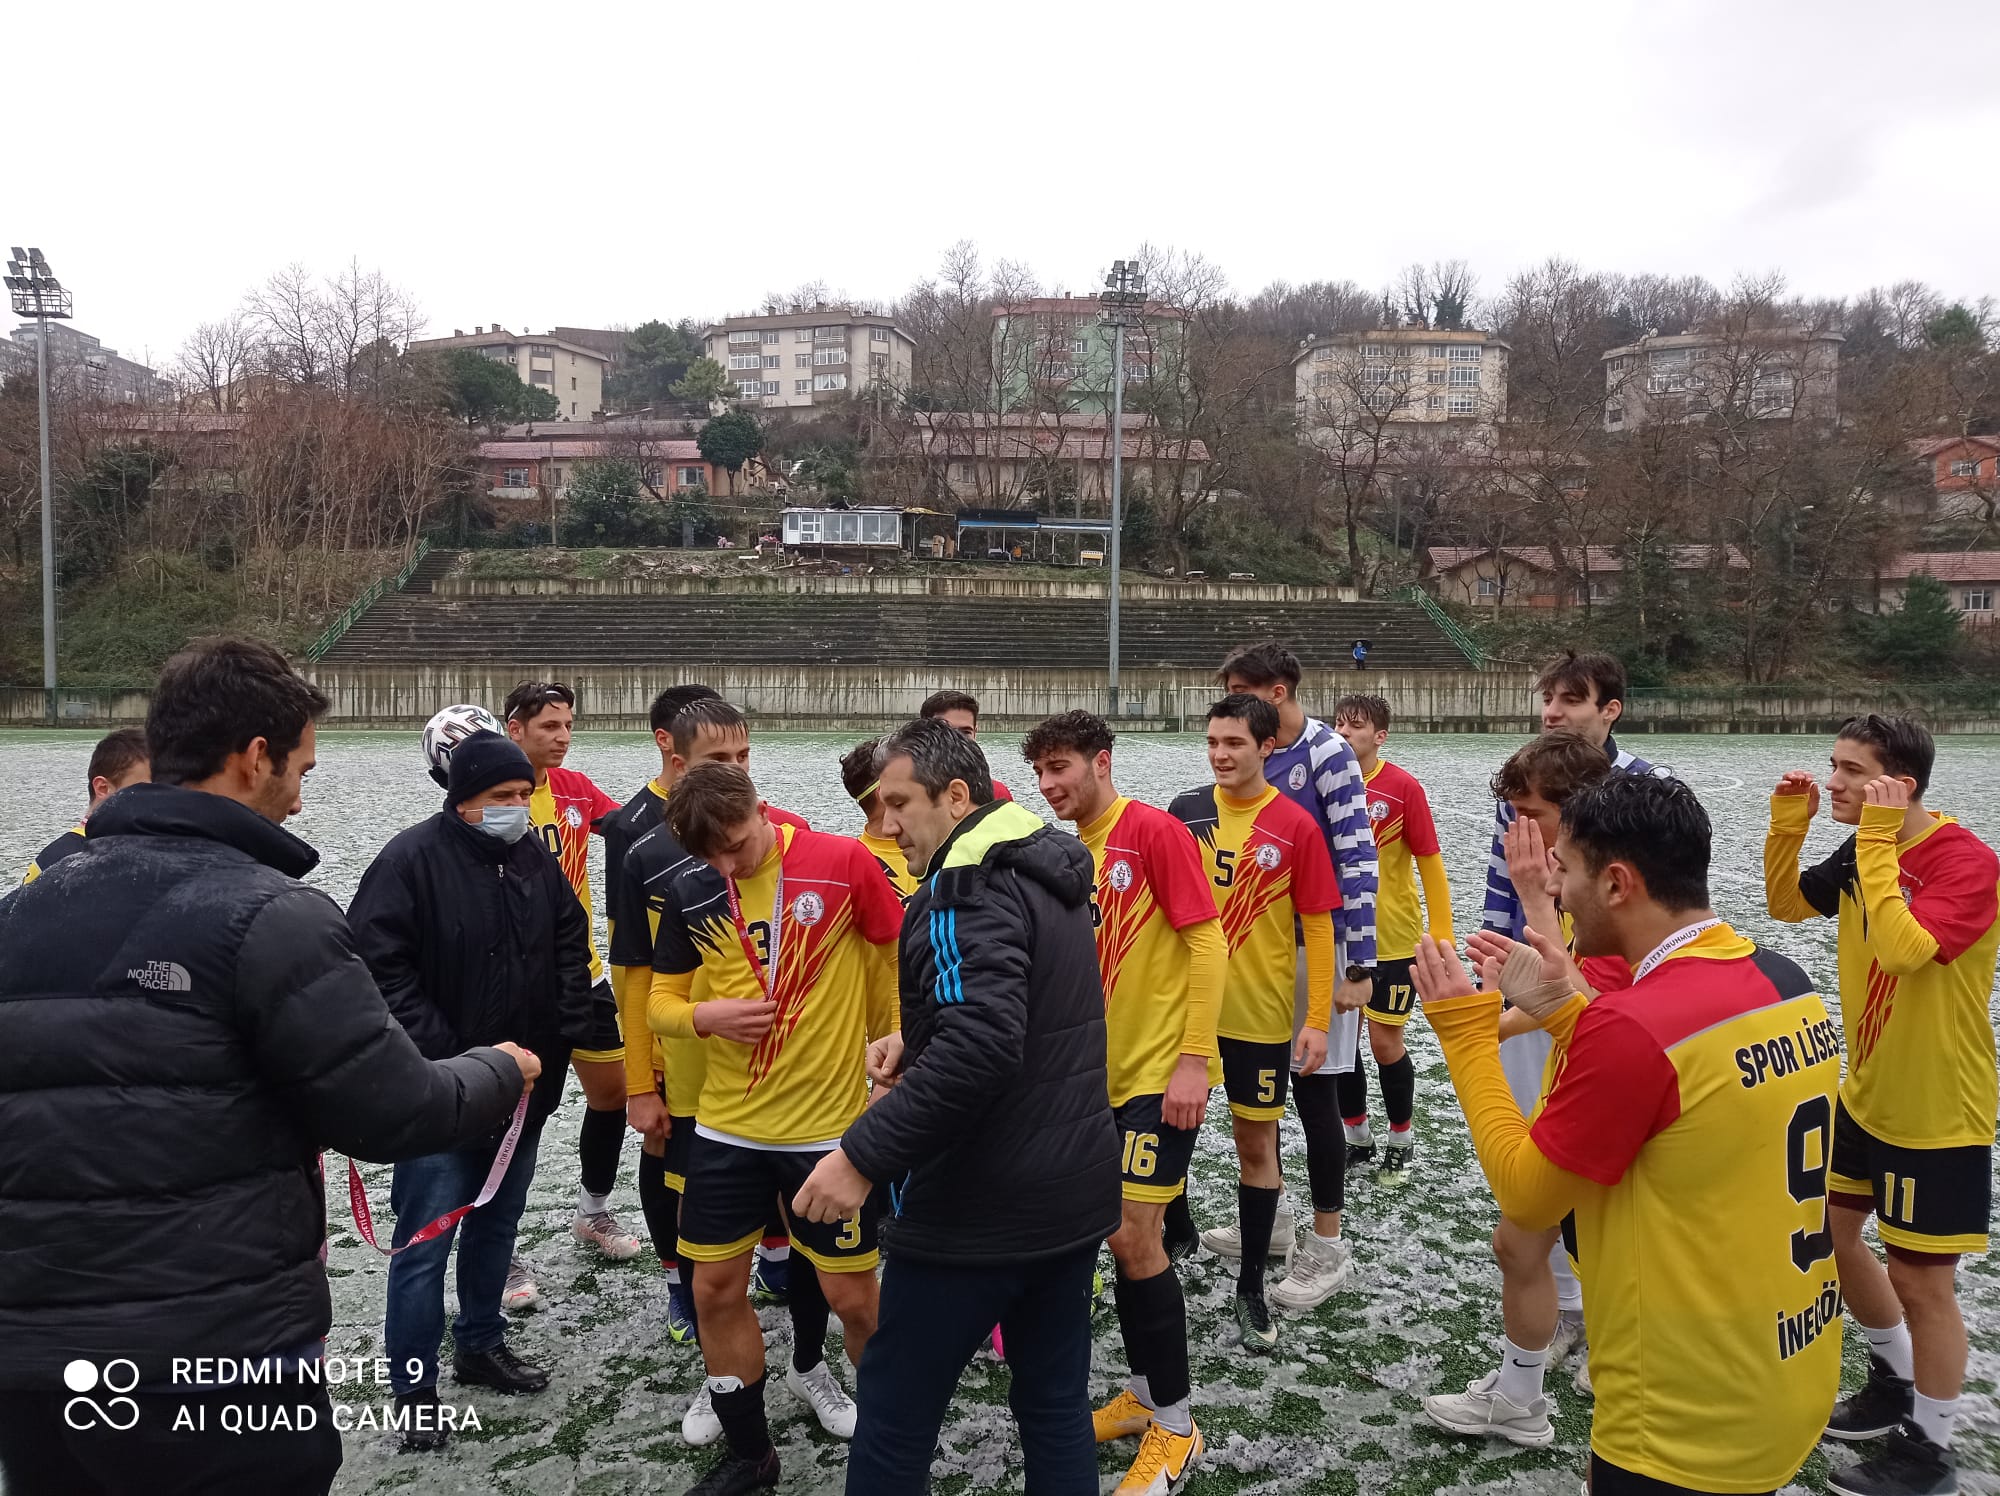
[1080,796,1222,1105]
[859,829,920,902]
[1170,783,1339,1045]
[530,764,622,982]
[651,823,902,1147]
[1363,759,1447,961]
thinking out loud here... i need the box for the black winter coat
[0,783,525,1390]
[347,808,594,1128]
[841,800,1120,1265]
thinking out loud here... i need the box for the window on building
[1362,344,1387,359]
[813,348,847,365]
[571,377,576,390]
[570,401,577,415]
[1072,336,1091,356]
[762,355,780,368]
[1427,368,1446,384]
[1362,366,1391,386]
[1962,589,1993,612]
[1950,459,1978,478]
[1477,576,1499,597]
[814,373,848,391]
[1607,405,1625,425]
[531,370,553,385]
[728,330,760,344]
[871,327,890,343]
[796,330,813,342]
[1427,394,1444,411]
[871,352,888,373]
[1449,365,1479,388]
[813,326,843,342]
[1448,394,1478,415]
[729,354,763,370]
[762,331,780,344]
[796,379,810,394]
[1431,345,1447,360]
[1313,347,1332,362]
[1447,345,1481,361]
[643,465,662,486]
[553,468,565,484]
[1313,371,1334,389]
[533,344,554,356]
[1588,579,1610,601]
[677,466,704,489]
[791,353,807,367]
[502,467,530,488]
[734,379,763,398]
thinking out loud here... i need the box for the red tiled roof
[479,438,702,461]
[1872,552,2000,584]
[1909,435,2000,459]
[1427,545,1744,574]
[913,426,1209,463]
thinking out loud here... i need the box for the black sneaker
[1826,1355,1916,1442]
[685,1447,781,1495]
[1825,1420,1957,1496]
[1233,1291,1278,1355]
[396,1387,449,1453]
[453,1341,551,1394]
[1376,1135,1415,1185]
[1344,1142,1376,1173]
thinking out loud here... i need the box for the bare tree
[175,315,257,413]
[1394,260,1478,331]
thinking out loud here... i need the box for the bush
[1859,574,1963,678]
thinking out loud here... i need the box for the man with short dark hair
[1417,773,1842,1495]
[0,637,536,1496]
[813,716,1120,1496]
[348,731,597,1448]
[20,726,150,884]
[1767,714,2000,1496]
[502,679,641,1281]
[919,688,1014,799]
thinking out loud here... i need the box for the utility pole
[1099,258,1146,718]
[6,249,73,723]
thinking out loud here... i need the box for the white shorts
[1291,946,1360,1076]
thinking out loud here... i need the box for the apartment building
[1293,328,1509,434]
[699,308,913,410]
[1601,328,1841,431]
[989,295,1190,416]
[3,322,172,404]
[405,326,609,421]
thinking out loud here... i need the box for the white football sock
[1911,1391,1958,1449]
[577,1188,610,1217]
[1127,1373,1154,1409]
[1494,1335,1548,1407]
[1861,1318,1914,1382]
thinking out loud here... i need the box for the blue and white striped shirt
[1265,716,1379,968]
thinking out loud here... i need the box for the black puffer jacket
[0,783,524,1390]
[347,808,594,1128]
[842,801,1120,1265]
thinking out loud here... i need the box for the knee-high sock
[577,1103,626,1201]
[789,1261,830,1372]
[638,1150,677,1268]
[1235,1185,1283,1296]
[1380,1053,1416,1131]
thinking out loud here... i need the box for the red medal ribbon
[724,835,788,1002]
[342,1084,533,1256]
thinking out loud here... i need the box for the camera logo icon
[62,1358,141,1430]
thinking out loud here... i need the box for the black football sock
[788,1263,830,1373]
[1162,1192,1198,1254]
[1292,1071,1347,1216]
[639,1153,677,1268]
[1335,1059,1370,1127]
[577,1103,626,1201]
[1235,1185,1282,1296]
[710,1372,772,1459]
[1112,1270,1151,1385]
[1126,1266,1190,1413]
[1380,1054,1417,1132]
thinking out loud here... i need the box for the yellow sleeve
[1856,804,1940,975]
[1764,795,1824,924]
[1425,989,1585,1230]
[1178,917,1225,1060]
[648,966,699,1040]
[1301,909,1335,1031]
[866,939,900,1043]
[1417,853,1454,945]
[1537,992,1590,1048]
[613,966,657,1096]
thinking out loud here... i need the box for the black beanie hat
[446,731,535,808]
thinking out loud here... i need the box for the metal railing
[1398,583,1486,669]
[303,540,432,663]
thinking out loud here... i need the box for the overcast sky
[13,0,1997,370]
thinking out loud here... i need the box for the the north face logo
[127,961,191,992]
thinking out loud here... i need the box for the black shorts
[570,978,625,1061]
[664,1111,697,1193]
[1829,1099,1991,1255]
[1366,957,1418,1027]
[1219,1037,1291,1122]
[677,1132,880,1273]
[1589,1452,1769,1496]
[1112,1094,1199,1203]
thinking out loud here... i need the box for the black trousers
[1590,1452,1772,1496]
[847,1243,1099,1495]
[0,1381,340,1496]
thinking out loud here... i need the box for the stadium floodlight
[1098,258,1147,716]
[8,248,72,720]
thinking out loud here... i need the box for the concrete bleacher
[320,574,1476,672]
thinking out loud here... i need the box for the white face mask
[475,804,532,844]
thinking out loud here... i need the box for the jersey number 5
[1213,848,1237,890]
[1785,1093,1835,1273]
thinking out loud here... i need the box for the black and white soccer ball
[421,703,503,787]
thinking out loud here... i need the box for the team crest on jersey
[1254,843,1283,870]
[563,806,584,829]
[1368,798,1389,821]
[792,891,826,926]
[1287,764,1308,791]
[1107,859,1135,891]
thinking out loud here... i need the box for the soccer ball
[422,704,502,787]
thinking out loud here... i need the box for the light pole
[5,248,72,723]
[1099,257,1145,717]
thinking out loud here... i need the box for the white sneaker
[1420,1370,1555,1448]
[572,1208,643,1261]
[1573,1357,1593,1397]
[1269,1234,1354,1312]
[682,1384,722,1446]
[1547,1311,1587,1367]
[785,1359,858,1439]
[501,1257,540,1312]
[1198,1202,1293,1262]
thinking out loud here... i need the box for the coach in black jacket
[795,717,1118,1496]
[346,731,594,1442]
[0,638,536,1496]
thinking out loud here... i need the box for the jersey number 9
[1785,1094,1835,1274]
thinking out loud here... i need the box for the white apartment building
[406,326,609,421]
[1601,328,1841,431]
[1293,328,1509,433]
[699,308,914,410]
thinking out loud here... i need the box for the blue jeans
[846,1244,1098,1495]
[384,1120,543,1395]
